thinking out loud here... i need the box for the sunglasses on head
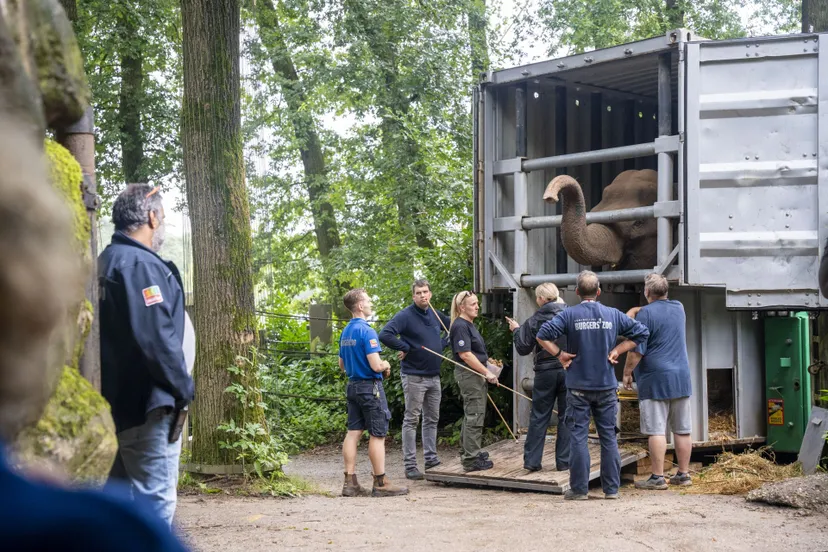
[145,186,160,199]
[456,290,473,305]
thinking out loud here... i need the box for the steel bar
[520,141,657,173]
[516,83,527,158]
[520,269,653,287]
[657,51,674,266]
[522,205,656,230]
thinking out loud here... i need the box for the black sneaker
[425,459,441,470]
[405,468,424,480]
[524,465,542,472]
[478,451,490,460]
[669,471,692,486]
[463,457,494,472]
[564,490,588,501]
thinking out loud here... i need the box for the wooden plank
[424,438,646,494]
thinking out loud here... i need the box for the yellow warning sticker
[768,399,784,426]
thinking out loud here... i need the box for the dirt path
[176,444,827,551]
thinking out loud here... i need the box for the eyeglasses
[145,186,160,199]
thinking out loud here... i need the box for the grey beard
[151,222,166,252]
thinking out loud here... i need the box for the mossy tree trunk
[117,8,145,183]
[803,0,828,32]
[182,0,264,466]
[468,0,489,81]
[252,0,349,318]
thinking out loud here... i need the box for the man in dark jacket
[378,279,450,480]
[99,184,195,527]
[537,271,649,501]
[506,283,570,472]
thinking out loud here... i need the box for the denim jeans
[400,374,441,470]
[565,388,620,495]
[523,368,570,471]
[108,407,182,527]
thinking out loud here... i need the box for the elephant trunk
[543,175,624,267]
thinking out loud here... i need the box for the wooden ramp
[424,437,647,494]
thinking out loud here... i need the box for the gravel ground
[176,443,828,552]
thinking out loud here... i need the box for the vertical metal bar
[513,171,528,278]
[589,92,603,208]
[657,52,674,267]
[515,83,527,158]
[818,41,828,306]
[513,288,536,432]
[57,107,100,391]
[554,86,569,275]
[677,42,687,284]
[483,86,496,290]
[472,86,481,292]
[623,99,636,170]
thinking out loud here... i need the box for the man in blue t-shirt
[378,279,450,480]
[622,273,693,489]
[339,289,409,498]
[536,271,649,501]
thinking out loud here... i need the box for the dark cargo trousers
[523,368,570,471]
[455,366,487,469]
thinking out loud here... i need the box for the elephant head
[543,169,658,270]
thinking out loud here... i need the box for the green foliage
[73,0,182,210]
[218,354,289,481]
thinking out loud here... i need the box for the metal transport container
[473,29,826,441]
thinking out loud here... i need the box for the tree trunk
[181,0,263,466]
[58,0,77,22]
[117,10,145,182]
[468,0,489,80]
[253,0,349,314]
[665,0,685,29]
[803,0,828,32]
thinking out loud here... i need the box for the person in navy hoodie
[536,271,649,501]
[379,279,450,480]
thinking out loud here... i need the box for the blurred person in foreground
[0,127,186,550]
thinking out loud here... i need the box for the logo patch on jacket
[369,339,378,348]
[142,285,164,306]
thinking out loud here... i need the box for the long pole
[421,345,533,403]
[427,302,520,441]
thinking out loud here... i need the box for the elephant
[542,169,658,270]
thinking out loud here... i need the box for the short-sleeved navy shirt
[339,318,383,380]
[450,317,488,367]
[634,299,692,400]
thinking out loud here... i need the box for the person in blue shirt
[536,271,649,501]
[622,273,693,489]
[339,289,409,498]
[378,279,450,480]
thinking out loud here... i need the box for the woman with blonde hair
[505,282,570,473]
[449,291,498,472]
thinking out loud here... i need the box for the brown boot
[372,473,409,497]
[342,473,369,497]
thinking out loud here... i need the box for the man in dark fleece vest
[537,271,649,501]
[379,279,450,480]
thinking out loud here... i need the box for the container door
[684,34,828,309]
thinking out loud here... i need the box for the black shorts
[346,379,390,437]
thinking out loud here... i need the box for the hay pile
[708,409,736,441]
[685,448,801,495]
[619,401,641,434]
